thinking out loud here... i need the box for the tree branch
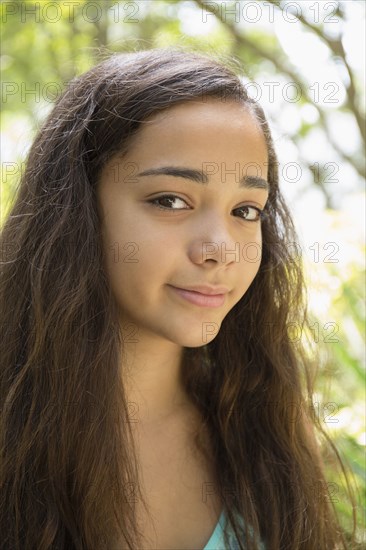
[263,0,365,144]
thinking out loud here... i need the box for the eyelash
[147,194,264,222]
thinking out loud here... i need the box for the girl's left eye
[234,205,263,222]
[147,195,264,222]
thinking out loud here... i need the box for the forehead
[124,98,268,167]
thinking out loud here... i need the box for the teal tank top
[203,510,266,550]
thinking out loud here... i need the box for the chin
[174,330,221,349]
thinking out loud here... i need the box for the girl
[0,47,356,550]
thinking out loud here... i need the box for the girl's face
[97,98,269,348]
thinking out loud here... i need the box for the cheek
[103,238,164,299]
[237,235,263,289]
[100,214,138,269]
[240,262,260,292]
[242,238,263,268]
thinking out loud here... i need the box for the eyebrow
[135,166,269,191]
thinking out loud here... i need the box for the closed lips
[170,285,230,295]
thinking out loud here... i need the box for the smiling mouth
[168,285,226,308]
[170,283,230,295]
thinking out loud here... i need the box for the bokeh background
[1,0,365,543]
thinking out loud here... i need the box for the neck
[121,336,191,425]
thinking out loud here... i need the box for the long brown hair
[0,47,357,549]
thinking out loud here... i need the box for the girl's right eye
[147,195,190,210]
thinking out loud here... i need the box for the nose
[188,211,240,266]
